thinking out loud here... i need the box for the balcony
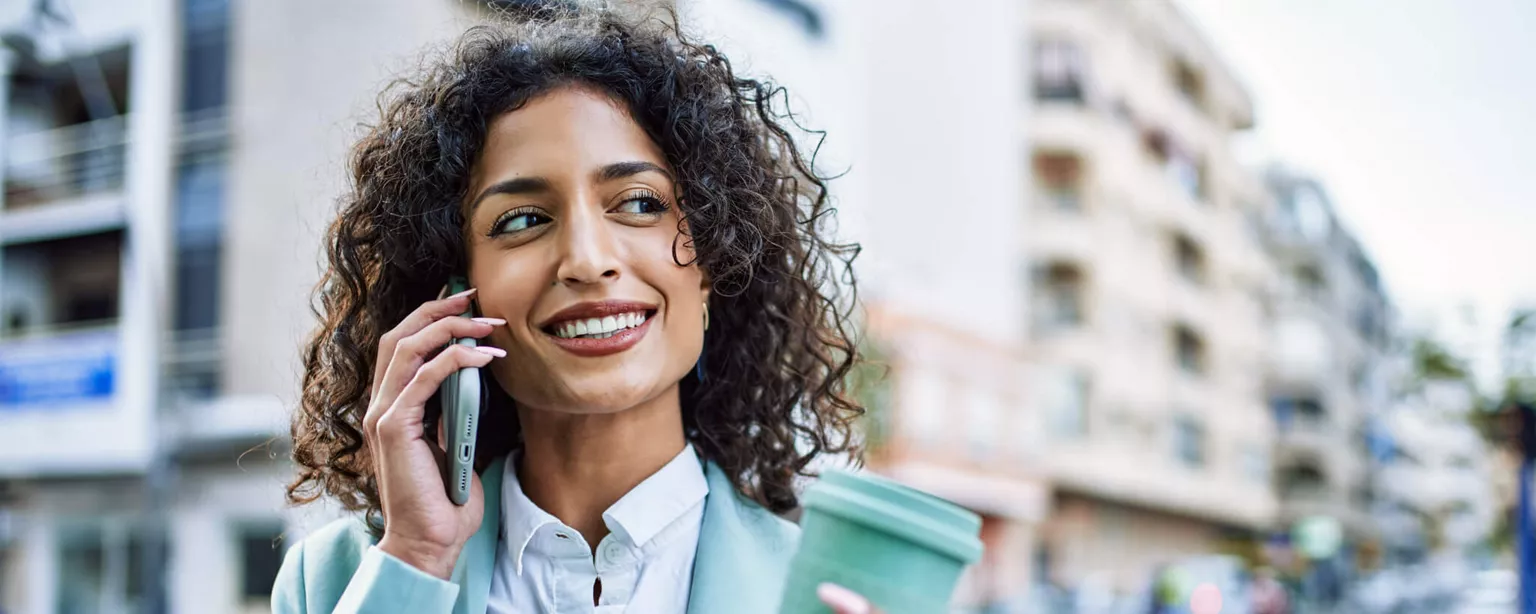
[1,116,130,244]
[1275,415,1334,459]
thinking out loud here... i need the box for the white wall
[222,0,476,407]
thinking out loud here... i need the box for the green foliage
[847,338,894,452]
[1411,337,1470,382]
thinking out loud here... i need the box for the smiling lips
[540,301,656,357]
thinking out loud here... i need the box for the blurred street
[0,0,1530,613]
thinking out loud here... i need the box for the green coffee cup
[777,470,984,614]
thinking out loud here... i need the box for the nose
[554,200,622,286]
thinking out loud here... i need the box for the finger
[817,584,873,614]
[370,288,479,397]
[377,344,503,444]
[372,315,504,422]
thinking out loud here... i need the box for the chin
[511,366,682,415]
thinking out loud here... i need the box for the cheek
[468,250,543,326]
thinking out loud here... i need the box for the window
[1173,415,1205,467]
[1173,233,1205,285]
[238,523,287,605]
[1172,58,1205,110]
[1033,262,1085,333]
[1295,264,1327,301]
[4,45,131,208]
[182,0,231,113]
[1038,366,1089,439]
[1033,151,1083,212]
[1243,445,1270,484]
[1033,39,1086,103]
[903,369,948,446]
[1172,324,1205,376]
[1272,397,1326,431]
[1284,186,1332,241]
[1142,128,1205,202]
[1,230,124,336]
[1168,151,1207,202]
[170,0,231,400]
[54,522,145,614]
[966,388,1002,457]
[1279,462,1327,500]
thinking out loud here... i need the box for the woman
[272,5,878,614]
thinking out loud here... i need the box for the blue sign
[0,330,116,410]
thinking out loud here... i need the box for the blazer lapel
[686,463,801,614]
[450,456,505,614]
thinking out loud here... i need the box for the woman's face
[463,86,708,415]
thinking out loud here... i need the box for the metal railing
[4,115,129,209]
[162,328,222,404]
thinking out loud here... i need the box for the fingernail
[472,346,506,358]
[817,583,871,614]
[471,317,506,326]
[448,288,477,299]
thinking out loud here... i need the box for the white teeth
[552,311,649,339]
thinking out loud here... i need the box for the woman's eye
[491,211,550,235]
[615,194,670,216]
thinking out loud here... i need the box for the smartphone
[441,275,482,506]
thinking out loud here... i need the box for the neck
[515,385,687,546]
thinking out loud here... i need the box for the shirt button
[599,541,629,567]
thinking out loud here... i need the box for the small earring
[696,302,709,383]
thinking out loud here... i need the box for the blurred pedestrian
[1251,567,1290,614]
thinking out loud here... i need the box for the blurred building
[1376,399,1498,561]
[1259,166,1397,567]
[0,0,483,612]
[1023,0,1277,596]
[683,0,1050,609]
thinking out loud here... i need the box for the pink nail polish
[472,346,506,358]
[448,288,477,299]
[471,317,506,326]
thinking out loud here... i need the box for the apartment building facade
[1259,166,1398,570]
[1024,0,1278,593]
[0,1,484,612]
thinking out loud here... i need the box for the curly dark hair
[285,5,864,530]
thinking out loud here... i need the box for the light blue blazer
[271,456,799,613]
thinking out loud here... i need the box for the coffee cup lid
[805,470,984,564]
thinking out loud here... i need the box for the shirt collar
[500,456,562,576]
[500,444,710,575]
[601,444,709,549]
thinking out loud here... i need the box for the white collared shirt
[485,445,709,614]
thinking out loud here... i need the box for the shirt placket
[546,526,599,614]
[594,536,639,611]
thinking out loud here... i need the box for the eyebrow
[469,176,553,211]
[596,160,673,183]
[468,161,673,212]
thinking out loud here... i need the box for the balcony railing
[163,328,222,405]
[4,116,129,209]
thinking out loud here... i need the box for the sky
[1174,0,1536,381]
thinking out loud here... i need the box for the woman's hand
[362,288,505,580]
[817,583,885,614]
